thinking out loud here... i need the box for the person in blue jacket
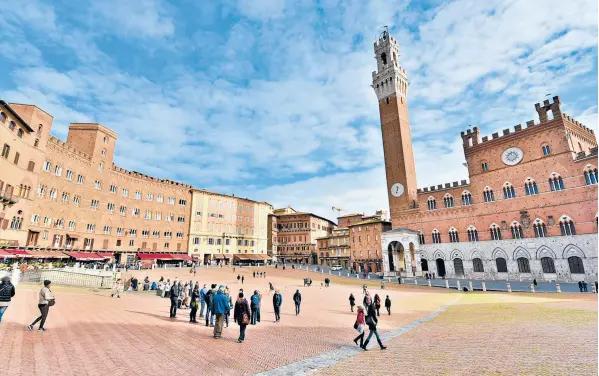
[212,285,231,339]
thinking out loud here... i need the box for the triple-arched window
[443,193,454,208]
[427,197,436,210]
[524,177,538,195]
[448,227,459,243]
[510,221,524,239]
[431,229,441,244]
[559,215,576,236]
[467,225,478,242]
[584,165,598,185]
[461,190,472,206]
[533,219,547,238]
[549,173,565,191]
[418,231,425,245]
[503,182,516,199]
[489,223,502,240]
[483,186,495,202]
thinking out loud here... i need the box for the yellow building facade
[187,189,272,264]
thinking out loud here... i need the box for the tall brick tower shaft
[372,29,417,226]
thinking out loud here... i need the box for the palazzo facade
[374,30,598,282]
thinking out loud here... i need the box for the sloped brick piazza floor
[1,267,596,376]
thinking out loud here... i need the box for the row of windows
[443,256,585,275]
[41,161,187,205]
[193,237,256,247]
[419,216,576,244]
[426,169,597,211]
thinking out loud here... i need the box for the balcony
[0,190,19,206]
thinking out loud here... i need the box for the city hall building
[373,30,598,282]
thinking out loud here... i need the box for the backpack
[251,294,259,306]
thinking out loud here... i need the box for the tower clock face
[501,147,523,166]
[391,183,404,197]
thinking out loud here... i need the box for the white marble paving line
[255,295,464,376]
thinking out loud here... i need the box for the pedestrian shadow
[125,309,180,322]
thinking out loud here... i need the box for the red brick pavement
[0,267,455,376]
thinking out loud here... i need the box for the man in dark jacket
[0,276,16,323]
[293,289,302,315]
[384,295,391,315]
[250,290,261,325]
[190,284,200,323]
[273,289,283,322]
[205,284,215,326]
[362,301,386,351]
[169,280,179,318]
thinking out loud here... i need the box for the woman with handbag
[28,280,54,332]
[362,300,386,351]
[353,306,366,347]
[189,283,200,323]
[233,291,251,343]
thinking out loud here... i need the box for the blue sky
[1,0,597,221]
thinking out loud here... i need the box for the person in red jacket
[353,306,366,347]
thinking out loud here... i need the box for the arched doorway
[409,242,416,273]
[387,242,397,271]
[453,258,464,276]
[436,258,446,277]
[421,259,429,271]
[398,243,406,271]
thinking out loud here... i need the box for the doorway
[421,258,429,271]
[436,258,446,277]
[453,258,464,276]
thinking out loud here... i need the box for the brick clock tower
[372,29,417,226]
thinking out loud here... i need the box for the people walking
[583,281,588,292]
[273,289,283,322]
[111,278,122,298]
[374,294,381,316]
[363,292,371,308]
[250,290,261,325]
[0,276,16,323]
[362,299,386,351]
[353,306,366,347]
[190,283,200,323]
[200,284,207,317]
[533,279,538,288]
[293,289,302,315]
[234,291,251,343]
[28,280,54,332]
[578,281,583,292]
[212,286,230,339]
[237,275,241,282]
[169,280,179,318]
[385,295,391,315]
[349,293,356,312]
[241,275,245,284]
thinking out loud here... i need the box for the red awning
[214,254,233,260]
[0,249,16,258]
[6,249,34,258]
[170,254,192,261]
[138,253,173,260]
[66,252,105,261]
[95,252,114,259]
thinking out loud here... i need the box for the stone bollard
[367,275,371,280]
[556,283,561,293]
[445,279,449,289]
[506,282,512,292]
[164,264,167,269]
[468,280,473,291]
[482,281,486,292]
[414,279,418,285]
[519,276,522,282]
[530,284,535,293]
[428,280,432,287]
[456,280,461,291]
[347,273,350,277]
[593,284,597,294]
[11,265,20,287]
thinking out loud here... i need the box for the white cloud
[91,0,175,38]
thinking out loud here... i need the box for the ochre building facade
[187,189,272,265]
[373,30,598,282]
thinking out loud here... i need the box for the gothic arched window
[443,193,454,208]
[503,182,516,199]
[461,190,472,206]
[432,229,441,244]
[510,221,524,239]
[549,173,565,191]
[467,226,479,242]
[559,215,576,236]
[427,197,436,210]
[448,227,459,243]
[483,186,495,202]
[489,224,502,240]
[524,177,538,195]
